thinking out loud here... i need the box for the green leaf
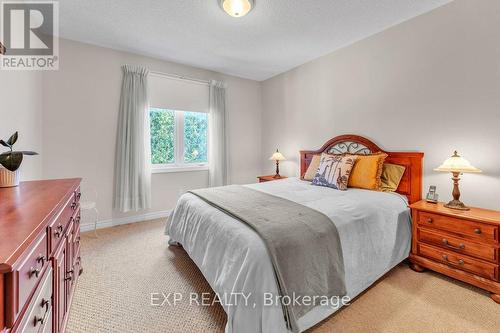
[0,139,10,148]
[0,151,23,171]
[7,132,18,146]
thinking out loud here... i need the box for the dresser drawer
[418,212,498,243]
[418,243,498,280]
[418,228,499,263]
[48,194,78,254]
[73,210,81,253]
[15,267,52,333]
[15,232,48,316]
[72,246,82,288]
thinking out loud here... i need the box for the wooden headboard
[300,134,424,204]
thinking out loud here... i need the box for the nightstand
[409,200,500,304]
[257,175,287,183]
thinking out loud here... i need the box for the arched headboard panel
[300,134,424,204]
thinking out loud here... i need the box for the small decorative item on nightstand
[435,151,481,211]
[269,149,286,178]
[425,185,438,204]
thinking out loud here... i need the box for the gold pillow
[303,155,321,181]
[381,163,406,192]
[347,152,388,190]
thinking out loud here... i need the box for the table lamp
[435,151,481,210]
[269,149,285,178]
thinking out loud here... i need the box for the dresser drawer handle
[71,202,77,210]
[36,253,46,266]
[65,269,74,281]
[474,228,482,235]
[77,192,81,199]
[442,239,465,250]
[442,255,464,266]
[426,218,433,224]
[33,315,44,327]
[29,267,40,278]
[41,298,50,311]
[54,224,63,237]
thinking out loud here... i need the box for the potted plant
[0,132,38,187]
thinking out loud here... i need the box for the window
[149,108,208,172]
[148,73,210,173]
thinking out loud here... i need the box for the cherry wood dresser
[0,179,82,333]
[409,200,500,304]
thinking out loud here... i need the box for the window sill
[152,165,209,174]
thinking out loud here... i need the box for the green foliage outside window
[150,108,174,164]
[184,112,208,163]
[149,108,208,165]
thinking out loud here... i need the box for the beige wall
[261,0,500,210]
[0,71,43,180]
[6,0,500,220]
[42,39,263,221]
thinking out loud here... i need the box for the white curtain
[208,80,228,187]
[113,65,151,212]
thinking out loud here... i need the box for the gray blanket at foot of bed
[189,185,346,333]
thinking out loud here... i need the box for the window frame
[150,108,209,174]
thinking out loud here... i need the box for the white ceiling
[58,0,452,81]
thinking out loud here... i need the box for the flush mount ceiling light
[220,0,254,18]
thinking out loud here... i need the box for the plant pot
[0,166,20,187]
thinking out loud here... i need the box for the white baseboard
[79,210,171,232]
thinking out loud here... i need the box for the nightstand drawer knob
[474,228,482,235]
[442,254,464,266]
[426,218,433,224]
[442,239,465,250]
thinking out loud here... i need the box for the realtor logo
[0,1,59,70]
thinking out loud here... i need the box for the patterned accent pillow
[311,153,358,190]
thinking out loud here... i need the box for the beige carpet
[67,219,500,333]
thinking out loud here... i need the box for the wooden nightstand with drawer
[409,200,500,304]
[257,175,287,183]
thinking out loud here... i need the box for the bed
[166,135,423,333]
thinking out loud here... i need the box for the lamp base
[444,199,470,211]
[273,174,281,179]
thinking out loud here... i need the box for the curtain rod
[150,70,210,86]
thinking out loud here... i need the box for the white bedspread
[166,178,411,333]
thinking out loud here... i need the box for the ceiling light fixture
[220,0,254,18]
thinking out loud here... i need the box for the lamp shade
[269,149,285,161]
[435,151,481,173]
